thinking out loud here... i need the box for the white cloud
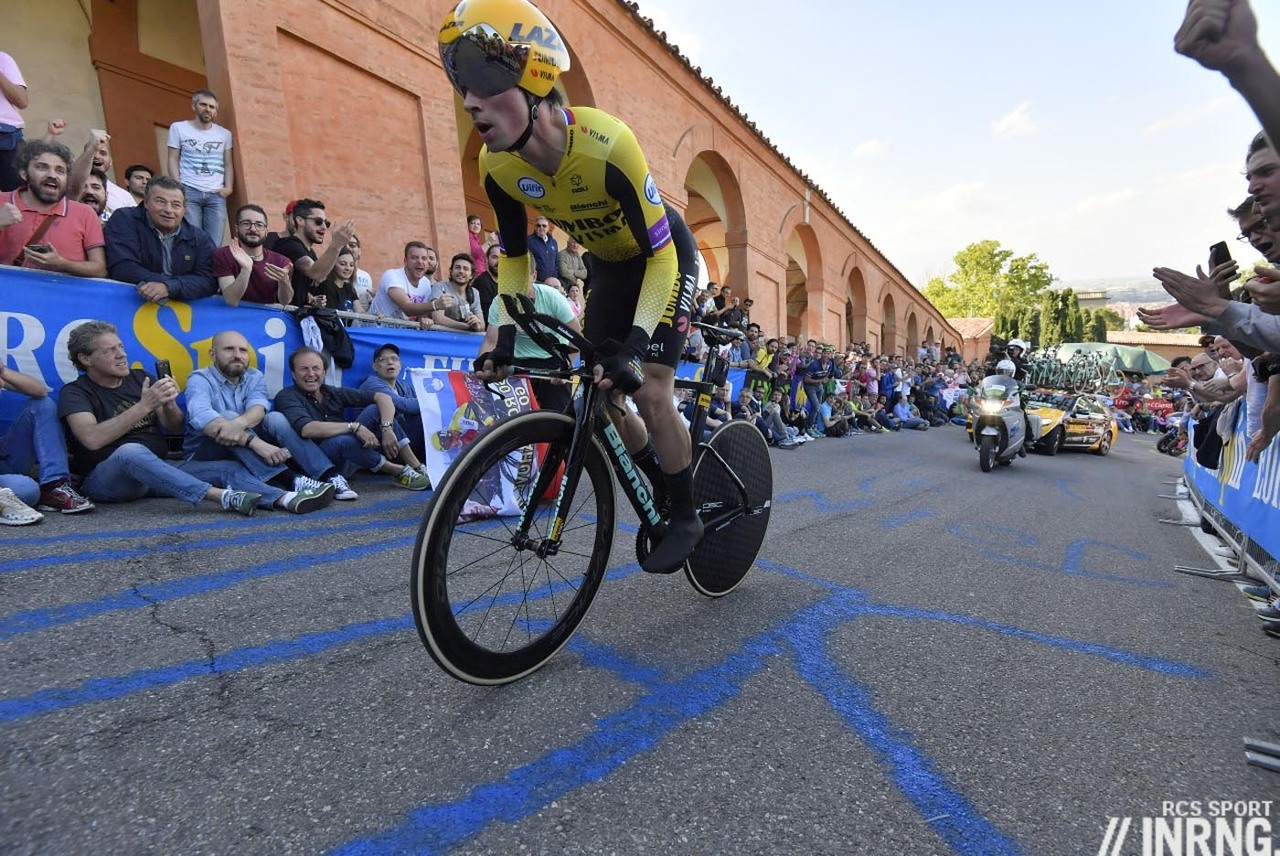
[913,181,1004,216]
[1073,188,1136,215]
[1144,96,1235,134]
[854,139,887,158]
[991,103,1036,137]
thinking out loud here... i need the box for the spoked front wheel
[411,411,615,685]
[685,420,773,597]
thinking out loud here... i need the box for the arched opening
[783,222,823,342]
[847,268,868,346]
[684,151,746,297]
[906,312,920,356]
[925,324,936,352]
[881,293,898,355]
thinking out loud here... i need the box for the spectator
[472,242,500,321]
[262,199,298,252]
[272,346,430,499]
[272,199,356,307]
[815,389,850,437]
[467,213,490,274]
[358,343,430,472]
[78,168,107,218]
[166,89,233,243]
[104,175,217,301]
[528,216,558,282]
[346,233,374,314]
[0,51,27,192]
[762,389,806,445]
[182,330,335,514]
[214,203,294,306]
[57,320,265,516]
[709,284,745,329]
[124,164,152,205]
[479,275,581,412]
[893,393,929,430]
[732,387,791,447]
[67,129,135,218]
[304,247,360,314]
[369,241,452,326]
[1,360,94,516]
[565,282,584,318]
[803,344,836,421]
[0,140,106,277]
[431,253,485,332]
[558,236,587,292]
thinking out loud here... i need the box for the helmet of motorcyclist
[439,0,570,100]
[1006,338,1029,355]
[995,358,1017,375]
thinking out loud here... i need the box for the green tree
[1063,289,1084,341]
[1039,291,1063,347]
[1090,313,1109,342]
[921,239,1056,319]
[1019,305,1040,349]
[1094,307,1125,331]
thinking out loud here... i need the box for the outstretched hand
[1175,0,1260,74]
[1152,265,1231,318]
[1135,302,1213,330]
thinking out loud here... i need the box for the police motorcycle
[973,367,1034,472]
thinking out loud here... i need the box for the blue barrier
[1,267,743,431]
[1184,401,1280,563]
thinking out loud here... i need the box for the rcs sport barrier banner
[1185,401,1280,562]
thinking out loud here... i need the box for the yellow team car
[1025,390,1119,456]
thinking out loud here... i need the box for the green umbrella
[1052,342,1172,375]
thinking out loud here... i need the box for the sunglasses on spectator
[1238,221,1271,242]
[302,216,331,227]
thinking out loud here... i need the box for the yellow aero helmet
[439,0,570,99]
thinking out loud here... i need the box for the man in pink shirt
[0,51,27,192]
[0,141,106,277]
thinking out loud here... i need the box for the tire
[685,420,772,597]
[410,411,614,685]
[1156,432,1176,455]
[979,434,997,472]
[1044,426,1063,456]
[1093,431,1112,456]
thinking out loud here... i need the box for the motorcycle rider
[993,339,1033,452]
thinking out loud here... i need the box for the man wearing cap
[358,342,430,471]
[262,199,297,252]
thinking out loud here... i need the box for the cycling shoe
[641,514,704,575]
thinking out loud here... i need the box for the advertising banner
[1185,401,1280,561]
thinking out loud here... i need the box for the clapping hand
[1135,303,1213,330]
[1152,264,1231,318]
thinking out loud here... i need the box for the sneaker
[641,514,705,575]
[36,481,95,514]
[328,474,358,501]
[1256,604,1280,622]
[776,438,799,450]
[280,482,335,514]
[1263,619,1280,639]
[415,463,431,481]
[1242,583,1274,604]
[395,466,431,491]
[0,487,43,525]
[221,489,262,517]
[293,474,327,493]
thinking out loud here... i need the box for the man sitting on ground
[57,320,271,516]
[272,346,431,500]
[183,330,335,514]
[357,343,430,476]
[1,360,93,518]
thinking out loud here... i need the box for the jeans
[0,474,38,505]
[318,434,385,478]
[84,443,282,508]
[256,412,339,479]
[183,186,227,244]
[899,417,929,430]
[186,410,288,483]
[0,396,71,487]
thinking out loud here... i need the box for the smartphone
[25,244,51,254]
[1209,241,1232,269]
[154,359,172,380]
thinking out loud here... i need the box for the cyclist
[439,0,702,575]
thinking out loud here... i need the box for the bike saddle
[693,322,745,346]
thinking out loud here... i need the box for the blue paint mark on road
[883,509,936,529]
[775,490,872,513]
[1054,478,1085,501]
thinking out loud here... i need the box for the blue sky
[633,0,1280,287]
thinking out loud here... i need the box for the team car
[1025,390,1119,456]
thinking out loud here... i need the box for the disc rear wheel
[685,420,773,597]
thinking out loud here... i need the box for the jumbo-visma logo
[517,177,546,199]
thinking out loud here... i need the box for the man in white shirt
[166,89,233,243]
[369,242,453,327]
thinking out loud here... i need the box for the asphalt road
[2,424,1278,856]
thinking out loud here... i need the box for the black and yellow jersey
[481,105,678,337]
